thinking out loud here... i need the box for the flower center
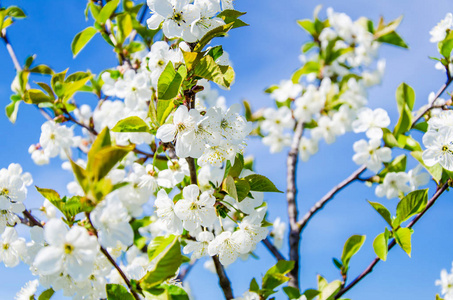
[3,243,9,250]
[64,243,74,254]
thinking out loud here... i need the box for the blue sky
[1,0,453,299]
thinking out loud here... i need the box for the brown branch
[286,120,304,288]
[212,255,234,300]
[176,260,197,282]
[411,78,453,126]
[86,213,141,300]
[22,210,43,228]
[262,237,286,261]
[186,157,198,185]
[335,183,449,299]
[297,165,367,232]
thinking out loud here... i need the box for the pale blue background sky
[1,0,453,299]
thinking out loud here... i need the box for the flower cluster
[147,0,232,43]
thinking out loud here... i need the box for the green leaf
[194,22,235,52]
[6,6,26,18]
[249,278,260,293]
[181,50,204,71]
[87,127,112,171]
[157,100,175,125]
[303,289,321,300]
[69,158,89,193]
[394,227,413,257]
[223,175,238,201]
[206,45,224,61]
[30,64,54,75]
[140,236,182,290]
[395,82,415,113]
[340,235,366,271]
[393,105,412,137]
[193,55,235,88]
[439,31,453,58]
[373,228,391,261]
[318,280,342,300]
[158,62,186,100]
[367,201,393,227]
[90,145,134,181]
[376,31,408,48]
[71,27,98,57]
[148,235,177,261]
[297,19,316,35]
[228,153,244,178]
[394,189,428,227]
[112,116,150,133]
[262,260,294,291]
[291,61,320,83]
[216,10,248,29]
[38,288,55,300]
[283,286,302,300]
[235,178,250,202]
[116,13,133,44]
[5,97,21,123]
[106,284,134,300]
[245,174,283,193]
[24,89,53,104]
[98,0,120,24]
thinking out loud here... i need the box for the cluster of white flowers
[147,0,233,43]
[436,263,453,300]
[422,110,453,171]
[155,169,270,266]
[260,7,389,160]
[156,104,252,167]
[374,165,430,199]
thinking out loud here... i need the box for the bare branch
[262,237,286,261]
[286,120,304,288]
[212,255,234,300]
[297,165,367,232]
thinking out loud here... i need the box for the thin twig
[335,183,449,299]
[286,120,304,288]
[411,78,453,126]
[262,237,286,261]
[297,165,367,232]
[86,213,141,300]
[22,210,43,228]
[176,260,197,282]
[212,255,234,300]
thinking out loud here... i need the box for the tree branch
[22,209,43,228]
[297,165,367,232]
[334,182,449,299]
[212,255,234,300]
[176,259,197,282]
[262,237,286,261]
[287,120,304,288]
[86,213,141,300]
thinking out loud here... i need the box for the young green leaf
[38,288,55,300]
[71,27,98,57]
[394,189,428,227]
[367,201,393,227]
[193,55,235,89]
[106,284,134,300]
[245,174,283,193]
[340,235,366,271]
[157,62,185,100]
[394,227,413,257]
[112,116,150,133]
[139,236,182,290]
[97,0,120,24]
[395,82,415,113]
[373,228,391,261]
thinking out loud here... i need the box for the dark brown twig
[212,255,234,300]
[262,237,286,261]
